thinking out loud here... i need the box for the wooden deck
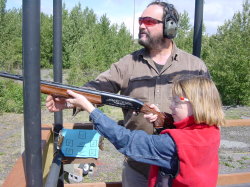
[3,119,250,187]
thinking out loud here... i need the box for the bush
[0,80,23,113]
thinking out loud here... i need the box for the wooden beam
[217,172,250,185]
[225,119,250,127]
[3,124,53,187]
[64,182,122,187]
[3,121,250,186]
[2,155,26,187]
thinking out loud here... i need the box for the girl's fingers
[67,90,76,97]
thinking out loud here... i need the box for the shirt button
[156,90,160,93]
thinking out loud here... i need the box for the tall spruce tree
[207,0,250,105]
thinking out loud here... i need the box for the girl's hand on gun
[144,104,160,123]
[65,90,95,113]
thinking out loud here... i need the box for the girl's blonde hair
[172,75,225,126]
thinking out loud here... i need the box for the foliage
[0,1,249,114]
[62,5,98,68]
[174,11,193,53]
[66,9,139,85]
[0,0,6,22]
[40,13,53,68]
[206,0,250,105]
[0,7,22,71]
[0,80,23,113]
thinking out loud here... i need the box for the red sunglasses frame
[139,17,163,26]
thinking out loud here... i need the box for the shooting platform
[2,119,250,187]
[2,123,119,187]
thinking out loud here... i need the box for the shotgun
[0,72,174,128]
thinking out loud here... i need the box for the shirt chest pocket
[126,75,155,102]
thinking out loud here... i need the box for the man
[46,1,210,186]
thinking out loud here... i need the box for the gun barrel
[0,71,171,128]
[0,71,144,111]
[0,72,23,81]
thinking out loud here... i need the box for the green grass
[99,105,123,121]
[220,155,250,168]
[224,107,250,119]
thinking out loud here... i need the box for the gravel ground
[0,106,250,186]
[220,126,250,174]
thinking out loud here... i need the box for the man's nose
[139,23,147,29]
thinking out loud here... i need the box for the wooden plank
[225,119,250,127]
[2,155,26,187]
[63,123,94,129]
[3,121,250,186]
[62,157,99,165]
[42,131,54,183]
[217,172,250,185]
[65,182,122,187]
[3,124,53,187]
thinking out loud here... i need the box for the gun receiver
[0,72,174,128]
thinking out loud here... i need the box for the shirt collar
[171,42,179,61]
[138,48,150,60]
[138,42,179,62]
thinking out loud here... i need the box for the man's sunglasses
[139,17,163,26]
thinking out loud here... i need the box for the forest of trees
[0,0,249,113]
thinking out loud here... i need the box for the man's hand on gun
[45,95,69,112]
[144,104,160,123]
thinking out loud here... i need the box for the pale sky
[6,0,244,37]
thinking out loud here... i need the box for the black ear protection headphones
[163,3,178,39]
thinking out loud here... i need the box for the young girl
[65,76,225,187]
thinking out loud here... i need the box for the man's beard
[138,31,165,50]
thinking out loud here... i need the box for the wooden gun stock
[0,72,174,128]
[41,84,103,104]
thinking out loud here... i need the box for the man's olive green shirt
[85,43,210,135]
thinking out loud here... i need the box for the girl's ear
[187,102,194,117]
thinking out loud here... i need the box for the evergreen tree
[41,13,53,68]
[0,0,6,22]
[0,8,22,71]
[66,6,137,86]
[207,0,250,105]
[174,11,193,53]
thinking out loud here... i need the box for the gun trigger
[72,107,83,116]
[72,107,77,116]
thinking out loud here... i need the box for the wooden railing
[3,119,250,187]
